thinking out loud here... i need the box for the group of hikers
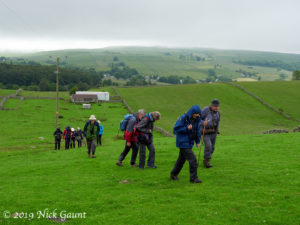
[115,98,220,183]
[52,98,220,184]
[53,118,104,157]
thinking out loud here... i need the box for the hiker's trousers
[65,138,70,150]
[55,138,61,150]
[97,135,102,145]
[87,138,96,155]
[70,138,76,149]
[203,133,217,159]
[118,141,139,165]
[139,142,155,168]
[171,148,198,181]
[77,139,82,148]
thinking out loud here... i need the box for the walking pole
[197,128,205,167]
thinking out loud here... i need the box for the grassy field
[237,81,300,121]
[0,89,17,96]
[19,90,71,99]
[0,96,299,225]
[11,47,298,81]
[3,98,21,108]
[117,83,298,135]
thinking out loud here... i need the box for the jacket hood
[187,105,201,119]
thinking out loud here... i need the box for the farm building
[75,91,110,101]
[71,94,98,103]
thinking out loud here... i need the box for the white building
[75,91,110,101]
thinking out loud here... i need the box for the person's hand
[149,129,152,133]
[188,124,192,130]
[203,120,208,127]
[196,144,199,148]
[127,142,131,147]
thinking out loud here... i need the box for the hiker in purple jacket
[201,99,221,168]
[136,111,161,169]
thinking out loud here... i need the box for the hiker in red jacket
[63,126,72,150]
[116,109,145,167]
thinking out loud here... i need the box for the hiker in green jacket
[83,115,100,158]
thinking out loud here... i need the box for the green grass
[237,81,300,120]
[117,83,298,135]
[0,96,299,224]
[0,89,17,96]
[19,90,70,99]
[3,98,21,108]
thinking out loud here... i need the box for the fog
[0,0,299,53]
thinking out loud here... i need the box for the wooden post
[56,57,60,129]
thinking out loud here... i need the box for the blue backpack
[120,114,135,131]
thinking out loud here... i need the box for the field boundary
[0,89,69,110]
[229,83,300,122]
[113,87,174,137]
[0,88,23,110]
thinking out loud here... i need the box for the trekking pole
[197,128,205,167]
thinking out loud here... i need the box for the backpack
[120,114,135,131]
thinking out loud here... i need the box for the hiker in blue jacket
[170,105,206,183]
[97,120,104,146]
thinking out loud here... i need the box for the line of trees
[0,63,102,91]
[158,75,196,84]
[233,59,300,71]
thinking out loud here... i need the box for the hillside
[117,82,299,135]
[237,81,300,121]
[6,47,300,81]
[0,93,299,225]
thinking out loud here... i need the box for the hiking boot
[208,159,213,167]
[170,174,179,180]
[139,166,145,170]
[88,154,91,158]
[116,161,124,167]
[203,159,212,168]
[190,178,202,183]
[147,165,157,169]
[131,163,138,167]
[92,155,96,158]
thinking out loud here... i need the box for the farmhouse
[76,91,110,101]
[71,94,98,103]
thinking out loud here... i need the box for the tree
[69,85,78,95]
[292,70,300,80]
[77,82,89,91]
[208,69,216,76]
[113,56,119,62]
[39,78,49,91]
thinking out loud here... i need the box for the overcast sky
[0,0,299,53]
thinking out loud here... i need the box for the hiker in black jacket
[136,111,161,169]
[53,128,63,150]
[75,127,83,148]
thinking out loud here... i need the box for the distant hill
[4,47,300,82]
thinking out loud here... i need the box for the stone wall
[230,83,300,122]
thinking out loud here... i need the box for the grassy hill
[237,81,300,121]
[0,93,299,224]
[117,82,299,135]
[7,47,300,81]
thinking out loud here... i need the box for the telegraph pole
[56,57,60,129]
